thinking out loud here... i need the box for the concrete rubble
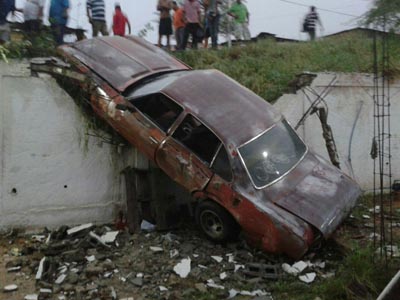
[0,223,342,299]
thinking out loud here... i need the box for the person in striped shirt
[304,6,323,41]
[86,0,108,37]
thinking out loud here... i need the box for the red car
[54,36,360,258]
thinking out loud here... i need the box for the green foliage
[272,247,396,300]
[0,45,9,62]
[1,30,56,61]
[364,0,400,29]
[174,34,400,102]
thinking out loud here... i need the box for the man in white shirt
[24,0,44,32]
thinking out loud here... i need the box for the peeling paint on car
[55,36,361,259]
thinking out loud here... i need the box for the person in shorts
[87,0,108,37]
[157,0,173,48]
[24,0,44,33]
[228,0,251,42]
[0,0,19,43]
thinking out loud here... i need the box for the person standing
[172,1,185,50]
[112,3,131,36]
[0,0,19,43]
[23,0,45,33]
[228,0,251,42]
[86,0,108,37]
[303,6,323,41]
[182,0,201,50]
[49,0,69,45]
[204,0,221,49]
[157,0,173,48]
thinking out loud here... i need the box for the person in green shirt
[228,0,250,41]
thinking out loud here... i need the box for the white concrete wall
[274,73,400,191]
[0,61,146,229]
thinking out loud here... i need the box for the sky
[13,0,374,42]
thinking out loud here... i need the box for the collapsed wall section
[274,72,400,191]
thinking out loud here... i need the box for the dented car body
[57,36,361,258]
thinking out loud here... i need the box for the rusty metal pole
[317,107,340,169]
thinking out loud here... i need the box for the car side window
[211,145,233,182]
[131,93,183,132]
[173,114,220,165]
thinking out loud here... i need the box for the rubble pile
[1,222,339,300]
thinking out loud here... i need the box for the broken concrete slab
[173,258,191,278]
[100,231,119,244]
[282,260,308,275]
[149,246,163,252]
[35,257,46,280]
[3,284,18,292]
[211,256,223,263]
[299,272,317,283]
[7,266,22,272]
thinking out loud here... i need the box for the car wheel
[195,201,240,242]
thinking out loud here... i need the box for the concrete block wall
[274,73,400,191]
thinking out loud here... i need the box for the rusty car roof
[130,70,282,146]
[59,36,190,92]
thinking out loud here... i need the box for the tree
[364,0,400,29]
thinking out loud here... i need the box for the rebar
[372,22,393,265]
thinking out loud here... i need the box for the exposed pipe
[347,100,364,179]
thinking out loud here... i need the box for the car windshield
[238,120,307,188]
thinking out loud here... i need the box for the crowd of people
[0,0,322,48]
[159,0,251,50]
[0,0,131,45]
[0,0,252,48]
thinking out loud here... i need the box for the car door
[120,93,183,161]
[204,144,236,207]
[156,114,221,193]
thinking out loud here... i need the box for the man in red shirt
[112,3,131,36]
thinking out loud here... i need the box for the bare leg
[204,38,209,49]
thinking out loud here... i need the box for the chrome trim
[237,119,309,190]
[96,87,111,101]
[238,122,278,149]
[210,143,223,167]
[149,136,159,144]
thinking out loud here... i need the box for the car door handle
[149,136,159,144]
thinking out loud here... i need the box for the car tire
[195,201,240,243]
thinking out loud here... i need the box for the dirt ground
[1,198,399,300]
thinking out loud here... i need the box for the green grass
[268,193,399,300]
[271,247,395,300]
[174,33,400,103]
